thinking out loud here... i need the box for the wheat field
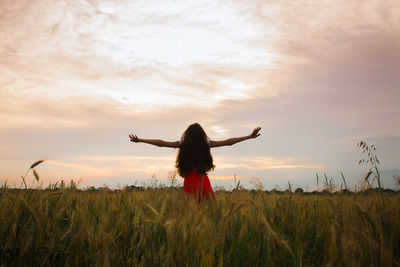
[1,187,399,266]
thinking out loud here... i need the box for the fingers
[129,134,139,142]
[252,127,261,138]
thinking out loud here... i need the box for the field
[1,187,399,266]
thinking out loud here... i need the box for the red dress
[183,170,215,202]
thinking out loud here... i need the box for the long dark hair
[175,123,215,177]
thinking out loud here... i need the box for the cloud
[209,175,251,181]
[1,0,399,189]
[214,155,324,171]
[27,154,323,180]
[0,0,282,119]
[0,151,324,184]
[241,0,400,94]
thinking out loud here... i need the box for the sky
[1,0,399,190]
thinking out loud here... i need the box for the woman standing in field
[129,123,261,202]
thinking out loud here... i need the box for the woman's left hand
[129,134,140,142]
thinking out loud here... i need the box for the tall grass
[1,188,399,266]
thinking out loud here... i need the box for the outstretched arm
[129,134,180,148]
[209,127,261,148]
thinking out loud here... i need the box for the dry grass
[1,188,399,266]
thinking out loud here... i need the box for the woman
[129,123,261,201]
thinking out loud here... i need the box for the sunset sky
[1,0,399,190]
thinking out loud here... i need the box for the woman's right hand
[249,127,261,139]
[129,134,140,143]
